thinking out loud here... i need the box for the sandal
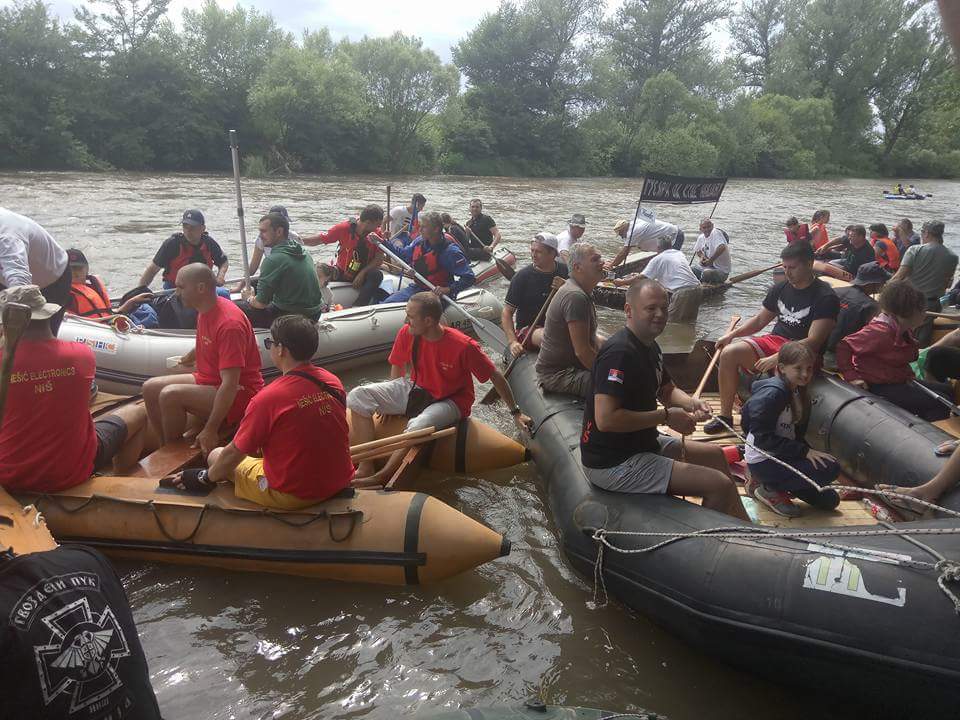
[159,468,215,496]
[935,439,960,457]
[876,484,927,521]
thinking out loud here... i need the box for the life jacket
[810,223,829,250]
[784,224,810,244]
[68,275,112,318]
[411,237,453,288]
[339,220,372,280]
[163,234,215,283]
[872,236,900,271]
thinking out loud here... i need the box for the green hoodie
[255,238,324,318]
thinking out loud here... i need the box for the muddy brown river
[2,171,959,719]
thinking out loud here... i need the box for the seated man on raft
[142,264,264,458]
[704,241,839,434]
[163,316,354,509]
[501,232,568,357]
[535,242,606,398]
[0,285,156,493]
[640,235,703,323]
[579,278,748,519]
[347,292,530,484]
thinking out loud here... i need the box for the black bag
[154,293,198,330]
[404,336,435,418]
[0,545,162,720]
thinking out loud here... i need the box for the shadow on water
[3,171,956,718]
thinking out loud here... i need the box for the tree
[729,0,789,89]
[340,33,458,172]
[74,0,170,55]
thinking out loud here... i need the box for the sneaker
[703,415,734,435]
[743,474,759,499]
[754,486,802,518]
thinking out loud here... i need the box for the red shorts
[742,333,790,358]
[194,375,258,427]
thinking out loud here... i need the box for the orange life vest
[785,224,811,244]
[69,275,112,318]
[872,236,900,271]
[411,237,453,288]
[810,223,829,250]
[163,235,216,284]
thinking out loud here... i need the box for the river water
[3,172,960,719]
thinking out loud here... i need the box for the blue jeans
[749,456,841,509]
[381,284,423,304]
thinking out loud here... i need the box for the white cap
[0,284,61,323]
[533,232,559,250]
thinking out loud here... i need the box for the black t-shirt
[763,278,839,340]
[827,285,879,352]
[0,545,162,719]
[581,328,673,468]
[466,213,496,245]
[152,232,227,271]
[504,262,569,329]
[447,224,468,248]
[839,242,876,277]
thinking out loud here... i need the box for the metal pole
[229,130,251,290]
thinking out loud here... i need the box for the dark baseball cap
[67,248,89,266]
[181,209,205,226]
[852,261,891,287]
[268,205,291,221]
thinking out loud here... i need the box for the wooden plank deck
[658,393,741,445]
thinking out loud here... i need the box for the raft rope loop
[590,412,960,613]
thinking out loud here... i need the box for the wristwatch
[509,406,522,416]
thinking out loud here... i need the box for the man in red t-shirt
[303,204,386,307]
[164,315,353,508]
[0,285,155,492]
[347,292,531,482]
[142,264,264,457]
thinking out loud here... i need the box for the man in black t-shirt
[580,278,748,518]
[502,232,569,357]
[704,241,839,434]
[465,199,501,254]
[138,209,229,290]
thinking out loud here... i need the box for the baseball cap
[569,213,587,228]
[181,209,205,226]
[67,248,89,267]
[268,205,291,221]
[852,261,891,287]
[0,285,61,322]
[533,232,559,250]
[613,220,630,234]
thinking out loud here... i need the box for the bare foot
[355,461,376,478]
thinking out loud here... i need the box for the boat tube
[0,488,57,556]
[415,701,656,719]
[508,351,960,716]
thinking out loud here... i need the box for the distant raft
[15,478,510,585]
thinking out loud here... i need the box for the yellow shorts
[232,456,319,511]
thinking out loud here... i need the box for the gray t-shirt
[536,277,597,375]
[901,242,959,299]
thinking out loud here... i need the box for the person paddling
[303,205,386,307]
[501,232,568,357]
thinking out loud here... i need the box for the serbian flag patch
[607,368,624,384]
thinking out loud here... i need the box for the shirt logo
[777,299,812,327]
[607,368,624,384]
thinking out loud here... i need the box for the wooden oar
[0,303,33,426]
[927,311,960,320]
[724,262,783,286]
[480,285,559,405]
[349,426,437,455]
[350,427,456,463]
[693,315,741,399]
[465,225,515,280]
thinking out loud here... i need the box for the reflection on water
[2,172,958,719]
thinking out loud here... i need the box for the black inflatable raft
[415,700,659,719]
[509,351,960,716]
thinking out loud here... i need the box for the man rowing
[536,242,606,397]
[580,278,748,519]
[0,285,156,492]
[167,316,354,508]
[381,212,475,304]
[347,292,530,484]
[502,232,568,357]
[464,199,501,257]
[303,204,386,307]
[690,218,731,284]
[704,241,839,434]
[142,264,263,457]
[609,212,683,268]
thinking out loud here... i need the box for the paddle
[724,262,783,286]
[927,311,960,320]
[480,285,559,405]
[910,380,960,416]
[464,225,515,280]
[385,185,391,234]
[376,239,507,351]
[0,303,32,427]
[229,130,252,290]
[351,427,457,463]
[693,315,740,399]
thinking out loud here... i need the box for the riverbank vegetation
[1,0,956,178]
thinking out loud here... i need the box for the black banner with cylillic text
[640,172,727,204]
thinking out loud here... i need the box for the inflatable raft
[508,351,960,715]
[15,478,509,585]
[62,287,503,394]
[0,487,57,556]
[884,193,926,201]
[415,701,656,719]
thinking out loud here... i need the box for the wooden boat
[592,280,727,312]
[507,342,960,715]
[0,487,57,556]
[61,287,503,394]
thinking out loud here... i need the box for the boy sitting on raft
[741,341,841,518]
[163,315,354,509]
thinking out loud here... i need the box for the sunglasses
[264,338,281,349]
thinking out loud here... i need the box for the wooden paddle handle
[693,315,741,399]
[726,262,783,286]
[349,426,436,455]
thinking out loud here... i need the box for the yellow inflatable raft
[15,477,509,585]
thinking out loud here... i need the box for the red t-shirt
[232,364,353,499]
[194,297,264,393]
[388,325,496,417]
[315,220,383,279]
[0,339,97,492]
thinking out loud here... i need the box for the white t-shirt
[625,214,679,252]
[0,207,68,288]
[641,249,700,292]
[389,205,412,236]
[254,230,299,258]
[556,229,573,254]
[691,228,730,274]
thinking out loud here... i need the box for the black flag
[640,172,727,204]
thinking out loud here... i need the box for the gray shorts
[345,376,461,432]
[583,435,680,494]
[538,366,591,398]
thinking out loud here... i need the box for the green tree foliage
[0,0,955,178]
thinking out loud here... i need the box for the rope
[936,560,960,615]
